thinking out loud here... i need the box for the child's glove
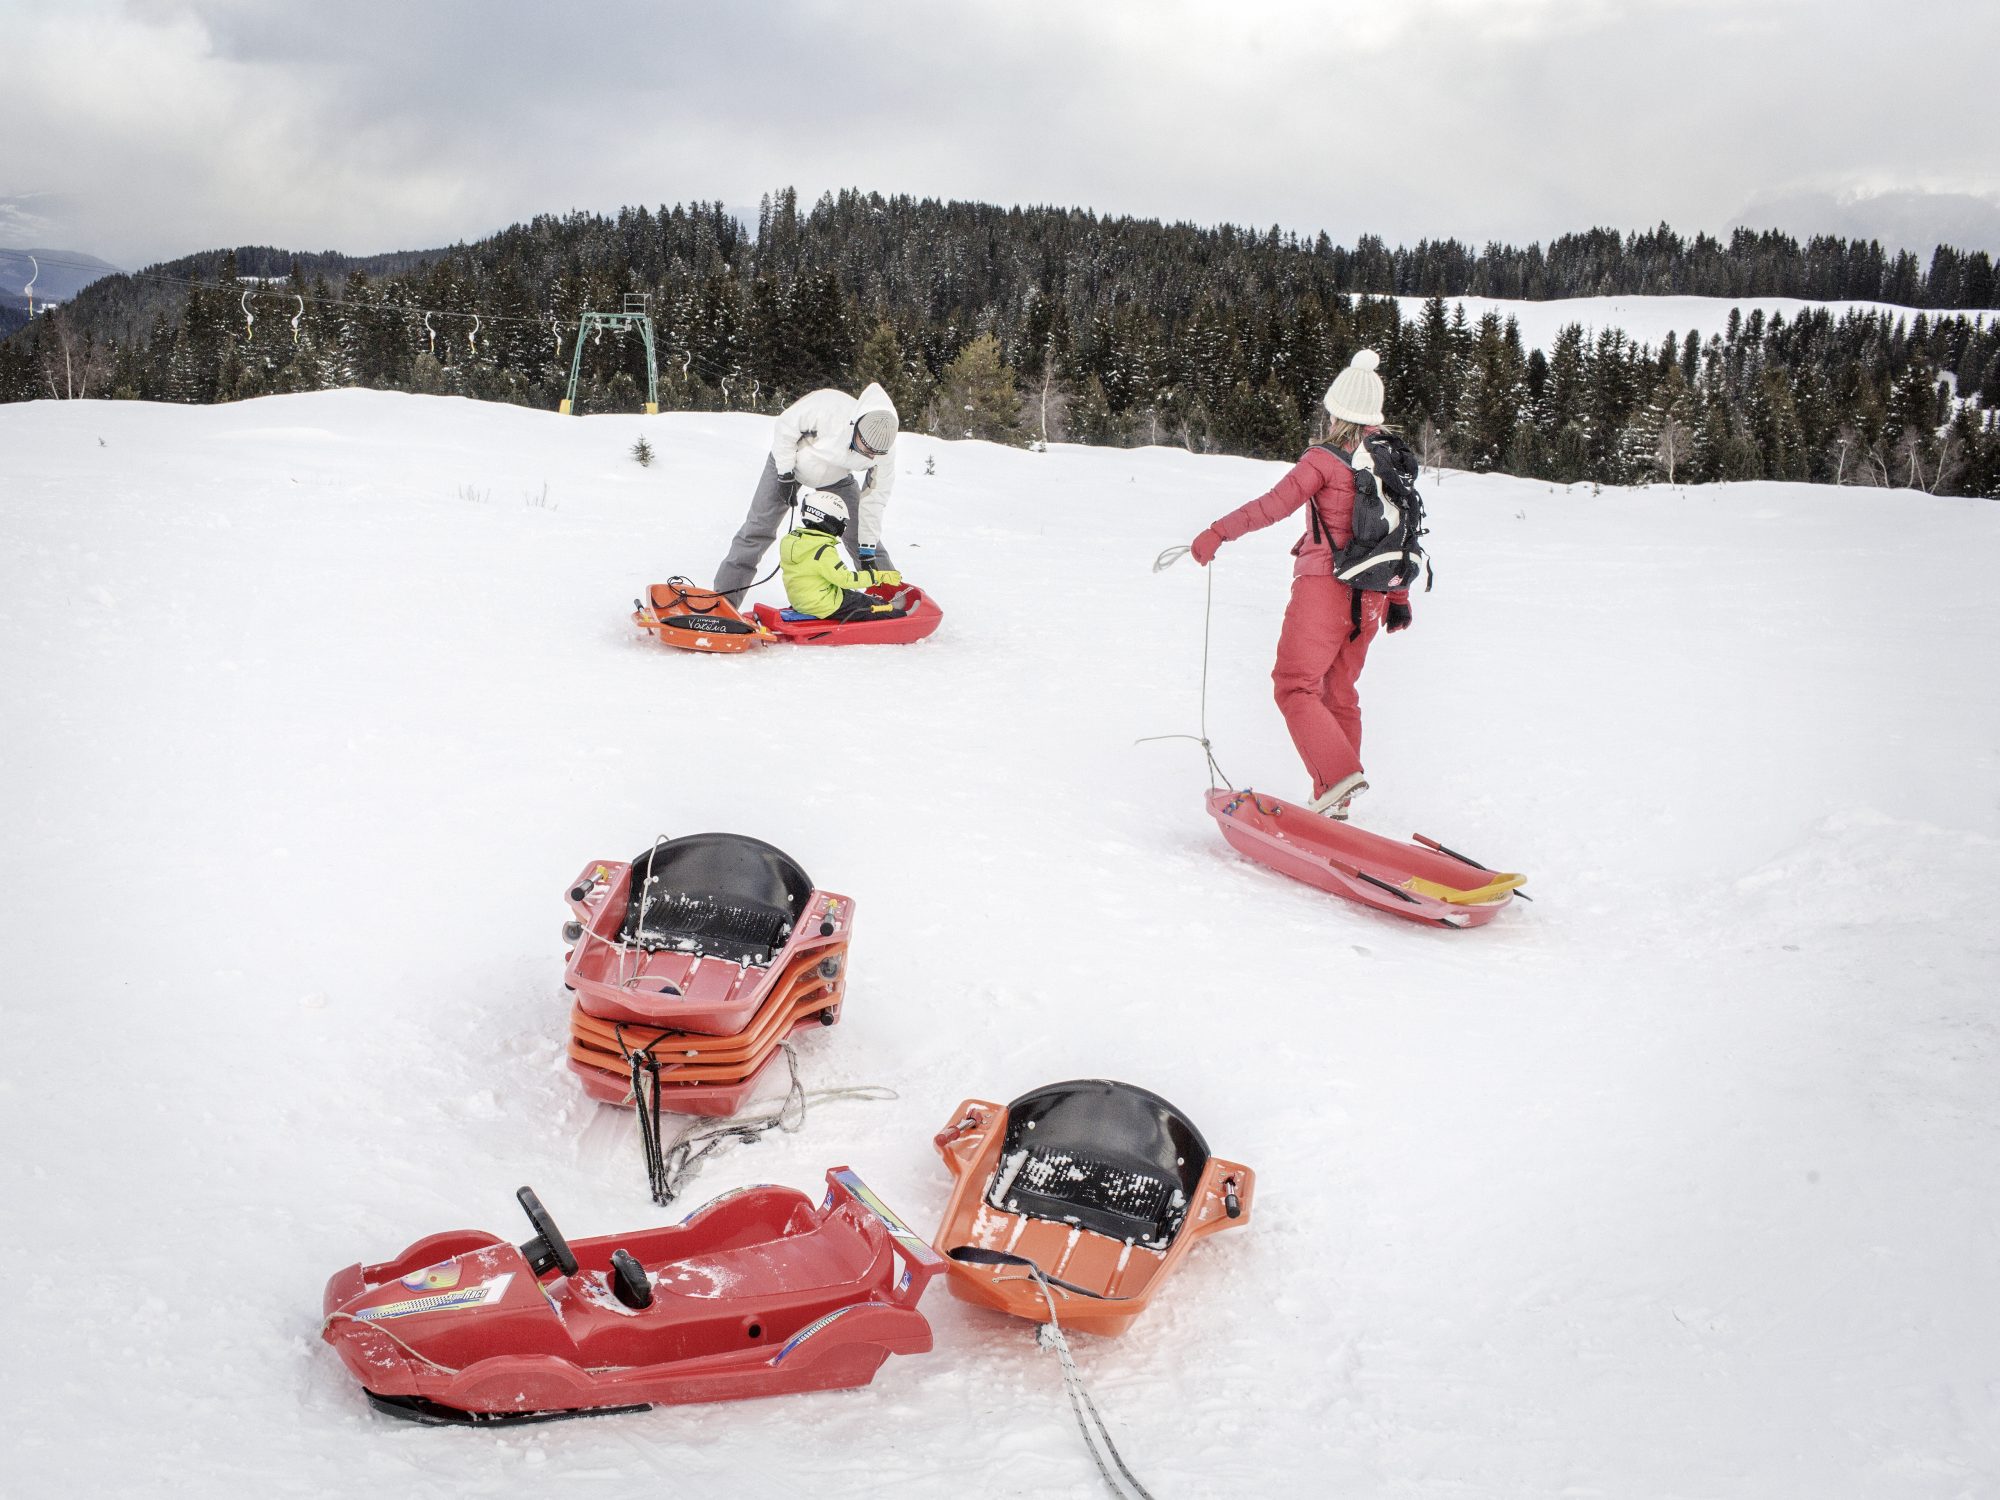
[1385,599,1413,632]
[1190,528,1223,566]
[871,569,903,587]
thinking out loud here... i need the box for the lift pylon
[559,294,660,415]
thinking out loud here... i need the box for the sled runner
[633,580,774,653]
[750,583,944,645]
[1206,787,1525,929]
[321,1168,942,1424]
[563,834,852,1117]
[931,1079,1254,1337]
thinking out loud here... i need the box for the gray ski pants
[713,457,892,606]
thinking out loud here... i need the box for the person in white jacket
[713,382,899,605]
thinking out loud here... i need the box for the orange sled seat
[562,834,852,1118]
[634,580,774,652]
[750,584,943,646]
[931,1080,1254,1337]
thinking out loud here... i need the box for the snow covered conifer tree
[937,334,1023,443]
[853,320,917,422]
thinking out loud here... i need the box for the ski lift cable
[15,254,788,387]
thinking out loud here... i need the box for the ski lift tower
[559,293,660,415]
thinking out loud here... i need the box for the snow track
[3,391,1997,1497]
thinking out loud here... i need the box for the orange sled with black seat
[1206,787,1527,929]
[634,580,774,652]
[563,834,851,1117]
[931,1079,1253,1337]
[750,583,943,646]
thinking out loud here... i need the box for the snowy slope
[2,392,1997,1499]
[1389,293,1995,352]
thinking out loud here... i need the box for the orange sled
[750,584,943,646]
[634,580,774,653]
[1207,787,1527,929]
[931,1080,1253,1337]
[562,834,851,1118]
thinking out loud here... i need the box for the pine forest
[6,188,1997,497]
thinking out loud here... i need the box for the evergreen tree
[936,334,1023,443]
[853,320,917,420]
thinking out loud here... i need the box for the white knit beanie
[1323,349,1386,425]
[853,407,898,454]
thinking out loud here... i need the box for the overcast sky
[4,0,1997,269]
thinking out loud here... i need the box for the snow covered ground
[1388,293,1995,352]
[3,390,1997,1498]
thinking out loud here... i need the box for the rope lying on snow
[628,1043,896,1207]
[949,1246,1158,1499]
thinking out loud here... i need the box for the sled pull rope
[620,1043,896,1207]
[1136,553,1234,791]
[950,1248,1157,1499]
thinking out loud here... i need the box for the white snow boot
[1310,773,1368,820]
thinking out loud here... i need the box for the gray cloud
[4,0,1996,266]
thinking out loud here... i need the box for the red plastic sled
[750,584,943,645]
[633,580,774,653]
[1207,788,1526,929]
[563,834,852,1116]
[321,1168,942,1424]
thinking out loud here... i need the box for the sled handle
[932,1101,1000,1172]
[566,862,617,912]
[1188,1159,1255,1239]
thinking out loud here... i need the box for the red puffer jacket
[1203,443,1365,578]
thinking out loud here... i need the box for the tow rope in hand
[624,1042,896,1207]
[1137,549,1234,791]
[947,1246,1157,1500]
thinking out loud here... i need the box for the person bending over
[714,382,899,605]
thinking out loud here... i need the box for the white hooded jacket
[770,383,898,548]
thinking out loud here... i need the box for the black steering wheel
[515,1186,579,1277]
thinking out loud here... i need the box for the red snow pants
[1271,576,1384,799]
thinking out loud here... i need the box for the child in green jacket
[780,490,909,621]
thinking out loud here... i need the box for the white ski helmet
[852,406,898,458]
[798,487,849,535]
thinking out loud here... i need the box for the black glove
[1385,599,1413,633]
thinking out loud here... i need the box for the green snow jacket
[779,526,894,617]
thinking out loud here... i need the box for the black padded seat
[986,1079,1212,1248]
[619,833,815,965]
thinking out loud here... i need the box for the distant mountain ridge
[0,248,123,310]
[5,241,453,348]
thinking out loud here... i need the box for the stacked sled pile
[561,834,853,1116]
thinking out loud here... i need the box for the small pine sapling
[631,436,655,467]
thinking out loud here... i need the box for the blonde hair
[1327,417,1367,452]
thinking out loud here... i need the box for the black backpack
[1309,431,1432,637]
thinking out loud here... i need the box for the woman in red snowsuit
[1188,350,1410,820]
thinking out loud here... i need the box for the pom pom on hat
[1323,348,1386,425]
